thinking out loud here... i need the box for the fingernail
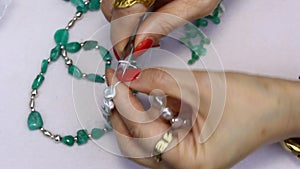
[113,48,120,60]
[133,38,154,58]
[117,68,141,82]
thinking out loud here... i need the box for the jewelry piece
[281,138,300,159]
[113,0,155,8]
[27,0,115,147]
[152,131,173,162]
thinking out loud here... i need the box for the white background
[0,0,300,169]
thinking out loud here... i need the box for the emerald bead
[77,5,88,13]
[212,17,220,24]
[50,45,61,61]
[77,129,89,145]
[192,51,199,60]
[32,74,45,90]
[65,42,81,53]
[83,41,98,50]
[68,65,83,79]
[105,63,111,69]
[196,18,208,27]
[99,46,112,61]
[54,29,69,45]
[27,111,43,130]
[187,59,196,65]
[91,128,105,139]
[71,0,84,7]
[61,135,75,146]
[86,74,105,83]
[41,59,48,73]
[88,0,100,10]
[199,48,207,55]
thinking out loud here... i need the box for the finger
[133,0,220,53]
[110,3,149,59]
[101,0,114,21]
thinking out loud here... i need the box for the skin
[106,68,300,169]
[101,0,221,56]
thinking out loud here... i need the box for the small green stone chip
[91,128,105,139]
[77,129,89,145]
[27,111,43,130]
[41,59,48,73]
[32,74,45,90]
[61,135,75,146]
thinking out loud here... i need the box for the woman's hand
[105,68,300,169]
[101,0,220,59]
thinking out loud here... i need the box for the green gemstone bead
[99,46,112,61]
[186,29,197,38]
[77,129,89,145]
[86,74,105,83]
[199,48,207,55]
[105,63,111,69]
[65,42,81,53]
[201,38,210,45]
[27,111,43,130]
[187,59,196,65]
[212,17,221,24]
[71,0,85,7]
[196,18,208,27]
[88,0,100,10]
[61,135,75,146]
[54,29,69,45]
[32,74,45,90]
[192,51,199,60]
[91,128,105,139]
[50,45,61,61]
[105,124,113,132]
[83,41,98,50]
[68,65,83,79]
[77,5,88,13]
[41,59,48,73]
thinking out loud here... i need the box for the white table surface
[0,0,300,169]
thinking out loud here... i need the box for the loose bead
[91,128,105,139]
[32,74,45,90]
[54,29,69,45]
[61,135,75,146]
[65,42,81,53]
[50,45,61,61]
[27,111,43,130]
[41,59,48,73]
[68,65,83,79]
[83,40,98,50]
[86,74,105,83]
[76,129,89,145]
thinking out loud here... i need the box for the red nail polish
[133,38,153,58]
[113,48,120,60]
[117,68,141,82]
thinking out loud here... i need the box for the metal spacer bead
[53,135,61,142]
[47,58,51,63]
[31,108,35,112]
[41,128,53,138]
[106,60,111,65]
[84,0,90,5]
[65,59,73,66]
[95,45,99,49]
[29,98,35,109]
[88,134,92,139]
[74,136,78,142]
[75,12,83,20]
[40,127,45,132]
[80,42,85,47]
[62,49,67,58]
[31,89,38,97]
[82,73,87,78]
[103,128,108,133]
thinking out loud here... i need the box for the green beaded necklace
[27,0,223,147]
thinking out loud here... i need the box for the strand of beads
[27,0,114,146]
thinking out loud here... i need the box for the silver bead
[95,45,99,49]
[29,99,35,109]
[75,12,82,19]
[74,136,78,142]
[171,117,184,129]
[62,49,67,58]
[82,73,87,78]
[84,0,89,5]
[160,107,174,120]
[41,129,53,138]
[103,86,116,99]
[31,89,38,97]
[65,19,76,30]
[106,60,111,65]
[80,42,85,47]
[65,59,73,66]
[103,99,114,110]
[53,135,61,142]
[47,58,51,63]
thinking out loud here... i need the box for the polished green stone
[83,41,98,50]
[105,124,113,132]
[105,63,111,69]
[32,74,45,90]
[88,0,100,10]
[91,128,105,139]
[187,59,196,65]
[71,0,84,7]
[27,111,43,130]
[201,38,210,45]
[65,42,81,53]
[41,59,48,73]
[54,29,69,45]
[68,65,83,79]
[192,51,199,60]
[199,48,207,55]
[196,18,208,27]
[86,74,105,83]
[50,45,61,61]
[186,29,197,38]
[77,129,89,145]
[99,46,112,61]
[77,5,88,13]
[212,17,220,24]
[61,135,75,146]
